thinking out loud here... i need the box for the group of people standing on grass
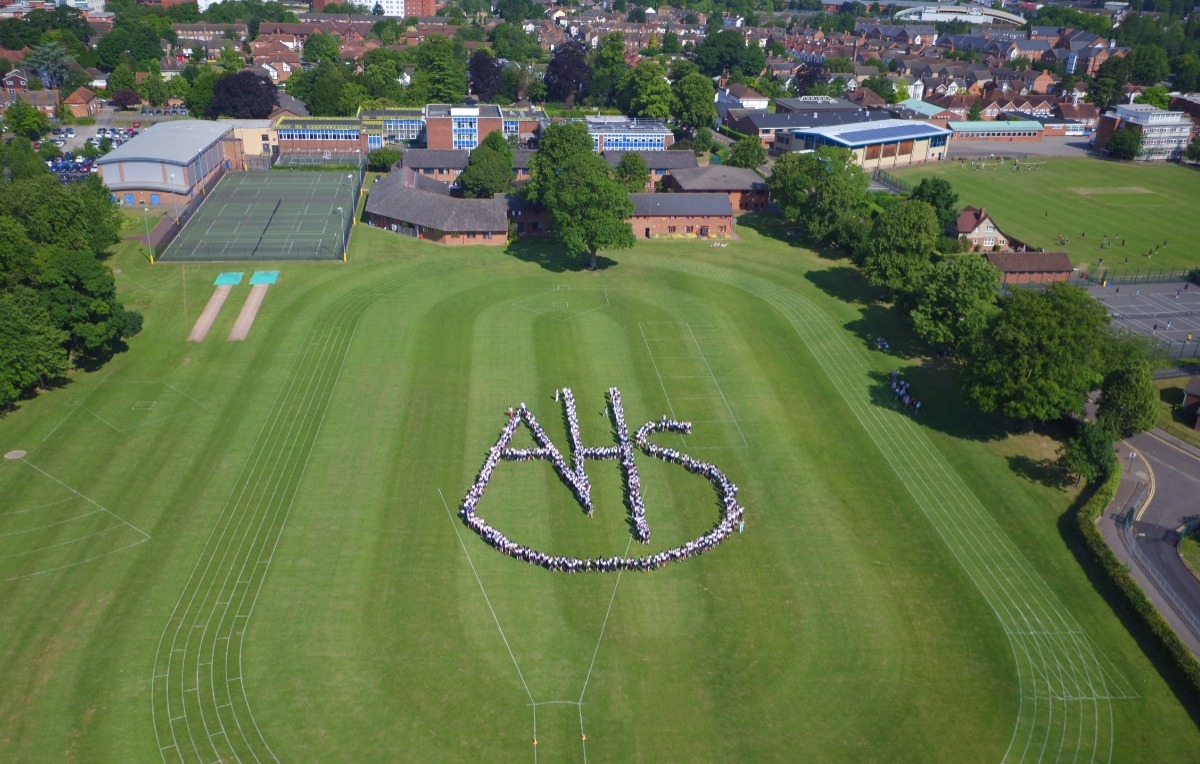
[458,387,745,573]
[889,370,922,415]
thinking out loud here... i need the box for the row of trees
[768,150,1158,480]
[0,140,142,409]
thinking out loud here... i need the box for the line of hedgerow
[1075,464,1200,698]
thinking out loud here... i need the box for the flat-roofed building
[583,116,674,152]
[947,119,1044,141]
[97,120,242,207]
[220,119,278,167]
[777,118,953,168]
[1093,103,1193,160]
[425,104,545,150]
[276,116,365,156]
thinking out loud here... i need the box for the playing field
[895,159,1200,273]
[2,220,1199,761]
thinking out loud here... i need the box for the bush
[992,244,1001,252]
[718,124,750,141]
[1075,465,1200,698]
[367,147,402,172]
[74,116,95,126]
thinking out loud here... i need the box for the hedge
[1075,463,1200,697]
[718,124,751,142]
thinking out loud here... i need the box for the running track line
[649,258,1135,763]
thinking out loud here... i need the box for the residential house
[64,86,99,118]
[953,206,1013,250]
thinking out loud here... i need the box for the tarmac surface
[1099,428,1200,657]
[947,136,1096,158]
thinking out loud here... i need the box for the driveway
[1100,429,1200,657]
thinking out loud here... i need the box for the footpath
[1098,428,1200,658]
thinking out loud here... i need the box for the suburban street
[1101,429,1200,657]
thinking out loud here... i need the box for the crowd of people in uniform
[889,370,922,415]
[458,387,745,573]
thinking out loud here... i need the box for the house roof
[402,149,470,170]
[947,120,1045,132]
[603,150,699,171]
[1184,375,1200,399]
[726,83,765,101]
[985,251,1073,273]
[365,167,508,232]
[897,97,950,117]
[628,192,732,218]
[97,120,232,167]
[955,205,988,234]
[64,86,95,105]
[669,165,767,192]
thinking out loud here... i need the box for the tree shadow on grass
[845,304,926,362]
[866,364,1010,443]
[1056,495,1200,730]
[1008,453,1073,490]
[503,238,617,273]
[804,266,880,306]
[736,213,849,260]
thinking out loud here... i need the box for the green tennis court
[159,170,361,262]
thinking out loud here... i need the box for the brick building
[63,86,99,118]
[985,251,1073,285]
[954,206,1015,251]
[947,120,1045,141]
[602,150,699,192]
[629,193,733,239]
[1093,103,1193,161]
[364,166,508,245]
[276,117,365,156]
[400,149,470,182]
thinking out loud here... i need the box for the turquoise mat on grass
[250,271,279,285]
[213,272,243,286]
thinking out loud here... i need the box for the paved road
[1100,429,1200,657]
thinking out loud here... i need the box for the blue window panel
[124,193,134,205]
[368,135,382,148]
[150,194,160,205]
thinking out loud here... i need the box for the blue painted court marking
[213,272,243,286]
[250,271,279,285]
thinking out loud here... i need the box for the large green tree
[767,146,869,247]
[543,152,635,270]
[304,32,343,64]
[623,60,672,120]
[23,42,75,89]
[1125,44,1170,84]
[1097,360,1158,438]
[469,49,502,102]
[1058,422,1116,482]
[859,200,940,296]
[910,255,1000,350]
[1105,127,1143,160]
[525,120,593,205]
[671,72,717,132]
[725,135,767,169]
[909,176,958,232]
[588,32,628,107]
[413,35,466,104]
[457,141,513,198]
[0,286,68,407]
[694,29,765,77]
[962,283,1111,422]
[2,101,48,141]
[613,151,649,192]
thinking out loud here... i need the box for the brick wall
[425,118,453,149]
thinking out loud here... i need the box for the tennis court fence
[142,164,229,260]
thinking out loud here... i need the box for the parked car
[132,121,140,128]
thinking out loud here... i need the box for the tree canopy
[694,29,766,77]
[458,132,514,198]
[767,146,869,247]
[1105,127,1143,161]
[909,177,959,232]
[725,135,767,169]
[614,151,650,192]
[543,152,635,270]
[909,255,999,351]
[544,40,590,104]
[207,70,277,118]
[671,72,717,133]
[525,121,592,205]
[859,199,940,296]
[1097,359,1158,438]
[961,283,1112,423]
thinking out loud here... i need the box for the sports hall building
[775,119,953,169]
[97,120,243,206]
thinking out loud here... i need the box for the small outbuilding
[985,251,1073,285]
[1182,376,1200,430]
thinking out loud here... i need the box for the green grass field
[2,216,1199,761]
[896,159,1200,274]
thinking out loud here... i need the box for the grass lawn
[1180,533,1200,582]
[1,212,1199,761]
[895,159,1200,273]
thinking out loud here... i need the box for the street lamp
[336,206,346,260]
[142,206,152,262]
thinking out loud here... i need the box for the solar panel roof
[837,123,945,144]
